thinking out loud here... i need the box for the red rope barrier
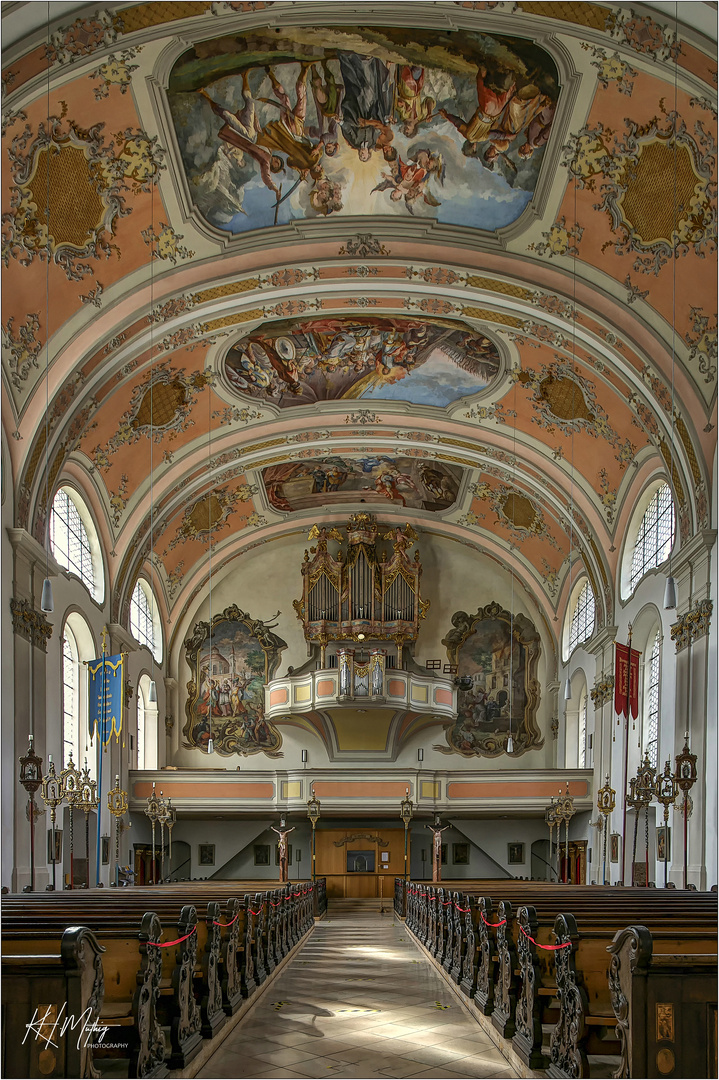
[455,903,471,912]
[249,908,263,917]
[441,899,452,905]
[149,927,197,948]
[213,911,241,927]
[518,924,572,951]
[481,912,506,927]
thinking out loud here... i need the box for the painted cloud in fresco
[262,456,463,513]
[222,316,502,408]
[168,26,559,233]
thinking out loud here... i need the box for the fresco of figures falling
[168,26,559,232]
[223,316,501,407]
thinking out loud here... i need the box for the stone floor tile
[197,902,517,1080]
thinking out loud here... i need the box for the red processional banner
[614,642,640,719]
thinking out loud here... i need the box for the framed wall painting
[101,836,111,865]
[610,833,620,864]
[254,844,270,866]
[656,827,671,862]
[452,842,470,865]
[47,829,63,864]
[199,843,215,866]
[508,842,525,865]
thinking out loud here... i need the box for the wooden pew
[607,924,718,1079]
[399,879,718,1078]
[2,926,105,1080]
[2,879,319,1076]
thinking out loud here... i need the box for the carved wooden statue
[426,821,450,882]
[271,821,296,883]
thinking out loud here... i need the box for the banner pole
[621,625,632,886]
[96,628,107,887]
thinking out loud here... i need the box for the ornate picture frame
[183,604,286,758]
[434,601,542,758]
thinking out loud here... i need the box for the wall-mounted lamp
[301,749,308,763]
[417,748,424,762]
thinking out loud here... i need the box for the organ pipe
[295,514,428,647]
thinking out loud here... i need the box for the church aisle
[198,900,516,1079]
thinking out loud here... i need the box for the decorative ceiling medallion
[564,113,715,275]
[2,113,163,280]
[168,25,558,233]
[92,361,210,466]
[164,483,257,552]
[223,315,502,408]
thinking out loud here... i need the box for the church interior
[1,2,717,1078]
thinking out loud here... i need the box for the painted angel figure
[371,153,442,214]
[426,820,451,882]
[271,819,296,882]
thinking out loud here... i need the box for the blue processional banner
[88,654,124,745]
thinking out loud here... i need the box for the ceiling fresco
[262,456,464,513]
[1,1,716,671]
[168,25,559,233]
[223,316,502,407]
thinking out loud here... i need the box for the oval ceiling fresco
[222,315,502,407]
[168,25,560,233]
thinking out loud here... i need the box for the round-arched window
[50,487,104,602]
[629,483,675,592]
[565,579,596,659]
[130,579,163,663]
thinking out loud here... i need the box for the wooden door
[315,827,407,897]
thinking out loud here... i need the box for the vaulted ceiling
[2,1,716,662]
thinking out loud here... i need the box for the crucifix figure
[426,817,450,882]
[271,817,296,883]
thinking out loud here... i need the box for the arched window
[50,487,104,602]
[567,580,595,656]
[578,688,587,769]
[643,632,660,768]
[62,626,80,768]
[630,483,675,591]
[130,579,162,663]
[61,612,95,775]
[137,673,158,770]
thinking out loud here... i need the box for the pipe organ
[293,514,429,665]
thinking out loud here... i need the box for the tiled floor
[198,901,517,1079]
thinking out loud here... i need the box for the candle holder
[107,776,129,887]
[596,775,616,886]
[544,797,560,881]
[39,757,64,891]
[74,760,99,889]
[165,798,176,882]
[307,787,321,883]
[144,782,162,885]
[675,734,697,889]
[400,788,413,884]
[654,760,678,888]
[555,782,577,883]
[19,736,43,892]
[59,752,82,890]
